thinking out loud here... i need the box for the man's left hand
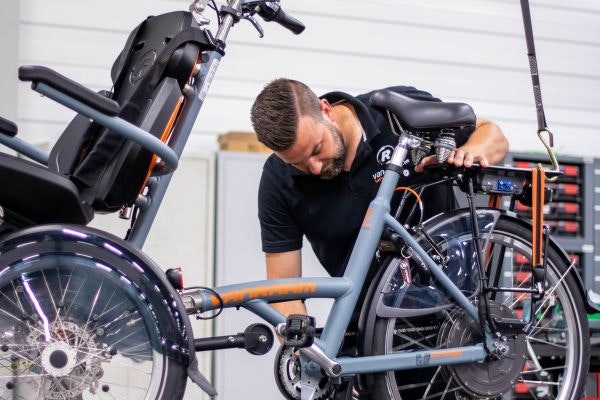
[414,148,490,173]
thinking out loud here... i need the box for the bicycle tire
[370,215,589,400]
[0,249,187,399]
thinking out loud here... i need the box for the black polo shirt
[258,86,472,277]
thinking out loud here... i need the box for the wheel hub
[41,341,78,376]
[26,319,106,399]
[437,301,527,397]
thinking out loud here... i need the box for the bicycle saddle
[370,90,476,132]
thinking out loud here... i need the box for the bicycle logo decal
[129,50,157,84]
[210,282,317,306]
[416,354,431,366]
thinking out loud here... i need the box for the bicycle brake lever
[244,14,264,37]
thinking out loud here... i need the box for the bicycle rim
[374,218,588,400]
[0,260,168,399]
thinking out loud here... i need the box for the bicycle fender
[0,224,217,396]
[373,208,598,317]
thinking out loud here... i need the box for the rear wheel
[371,216,589,400]
[0,256,186,399]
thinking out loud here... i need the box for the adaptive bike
[0,1,595,399]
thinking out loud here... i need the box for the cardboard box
[218,131,272,153]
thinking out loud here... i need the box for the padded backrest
[47,11,214,213]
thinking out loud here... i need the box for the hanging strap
[520,0,549,136]
[520,0,560,175]
[531,166,546,267]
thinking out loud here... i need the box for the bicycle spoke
[422,366,442,399]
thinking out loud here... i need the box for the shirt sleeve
[258,161,303,253]
[388,85,441,102]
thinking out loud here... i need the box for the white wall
[0,1,18,123]
[10,0,600,157]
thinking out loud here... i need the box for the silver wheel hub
[25,319,106,399]
[40,341,78,376]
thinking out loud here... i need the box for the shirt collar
[320,91,382,143]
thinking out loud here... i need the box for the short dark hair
[250,78,321,151]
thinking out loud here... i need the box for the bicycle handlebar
[256,2,305,35]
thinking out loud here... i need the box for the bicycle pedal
[283,314,316,348]
[493,316,527,335]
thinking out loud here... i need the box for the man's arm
[415,118,509,172]
[266,250,307,316]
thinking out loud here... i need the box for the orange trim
[138,49,201,195]
[431,349,464,359]
[362,208,374,228]
[209,282,317,306]
[532,168,539,265]
[487,194,501,209]
[138,96,184,193]
[531,167,545,266]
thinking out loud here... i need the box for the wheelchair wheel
[0,254,187,399]
[371,216,589,400]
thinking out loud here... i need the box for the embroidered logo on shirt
[372,145,395,183]
[376,145,394,165]
[373,169,385,184]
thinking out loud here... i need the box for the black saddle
[0,12,215,227]
[370,90,476,132]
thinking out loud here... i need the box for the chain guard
[438,301,527,398]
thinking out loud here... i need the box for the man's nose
[307,158,322,175]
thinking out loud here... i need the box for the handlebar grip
[258,3,305,35]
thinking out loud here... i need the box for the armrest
[0,116,17,137]
[18,65,120,116]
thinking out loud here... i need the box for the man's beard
[319,122,347,180]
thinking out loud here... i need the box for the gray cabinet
[214,151,332,399]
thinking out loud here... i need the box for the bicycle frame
[187,134,490,378]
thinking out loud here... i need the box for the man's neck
[332,103,363,172]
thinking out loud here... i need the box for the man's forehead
[276,120,320,164]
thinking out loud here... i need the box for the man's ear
[320,98,335,121]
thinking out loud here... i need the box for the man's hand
[414,149,490,172]
[414,118,507,173]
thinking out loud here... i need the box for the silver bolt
[258,335,267,343]
[192,63,202,77]
[228,336,235,343]
[183,84,193,95]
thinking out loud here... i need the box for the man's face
[275,115,347,180]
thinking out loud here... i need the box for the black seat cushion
[370,90,476,131]
[0,153,93,225]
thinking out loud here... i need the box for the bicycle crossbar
[338,344,487,375]
[196,277,352,313]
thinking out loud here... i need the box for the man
[251,78,509,318]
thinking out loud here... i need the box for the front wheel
[0,256,187,399]
[371,216,590,400]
